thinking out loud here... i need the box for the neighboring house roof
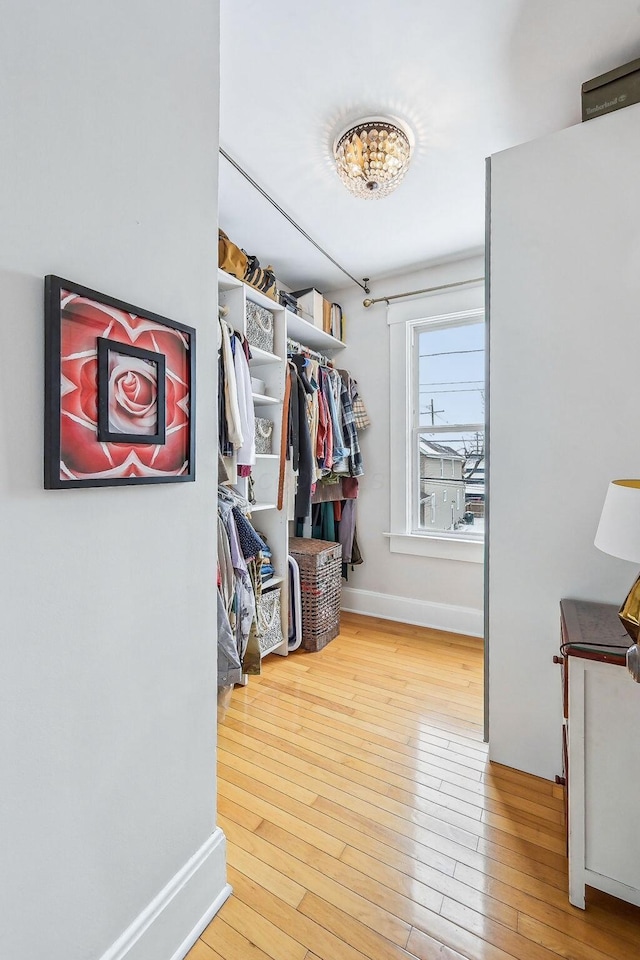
[419,439,465,461]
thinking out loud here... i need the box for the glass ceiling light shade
[333,116,413,199]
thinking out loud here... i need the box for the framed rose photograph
[44,276,196,488]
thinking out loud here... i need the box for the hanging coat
[289,356,315,522]
[233,334,256,468]
[219,319,243,448]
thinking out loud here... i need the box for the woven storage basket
[256,586,284,655]
[289,537,342,652]
[246,300,275,353]
[254,417,273,454]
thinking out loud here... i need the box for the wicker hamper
[289,537,342,651]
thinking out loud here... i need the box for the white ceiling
[219,0,640,293]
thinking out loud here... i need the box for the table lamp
[594,479,640,681]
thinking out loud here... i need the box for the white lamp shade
[594,479,640,563]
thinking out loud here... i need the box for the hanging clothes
[217,589,242,687]
[351,377,371,430]
[319,366,348,469]
[288,356,315,522]
[218,494,258,674]
[302,359,322,481]
[278,344,370,575]
[217,512,234,613]
[311,501,337,542]
[233,333,256,470]
[338,369,364,478]
[316,377,331,469]
[233,506,268,561]
[217,484,278,677]
[218,346,232,458]
[219,319,243,449]
[218,448,231,484]
[338,498,357,564]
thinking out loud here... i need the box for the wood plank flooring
[189,612,640,960]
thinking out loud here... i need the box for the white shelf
[218,267,284,313]
[286,309,345,353]
[217,267,243,292]
[255,453,279,460]
[245,285,285,313]
[261,575,285,590]
[252,392,280,406]
[250,502,277,512]
[249,347,281,366]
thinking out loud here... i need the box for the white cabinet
[562,599,640,909]
[568,656,640,908]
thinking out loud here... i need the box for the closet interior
[217,265,368,704]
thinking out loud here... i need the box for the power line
[421,388,484,394]
[419,380,483,387]
[417,433,484,439]
[419,349,484,358]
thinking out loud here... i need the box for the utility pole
[424,399,444,425]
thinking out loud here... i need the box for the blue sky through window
[418,321,485,427]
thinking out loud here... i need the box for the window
[388,302,485,564]
[412,314,484,540]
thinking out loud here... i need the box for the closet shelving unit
[287,311,345,354]
[218,267,345,658]
[218,267,287,655]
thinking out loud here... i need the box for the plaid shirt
[339,371,364,478]
[348,376,370,430]
[353,393,371,430]
[348,370,371,430]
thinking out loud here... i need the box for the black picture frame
[97,337,167,445]
[44,275,196,489]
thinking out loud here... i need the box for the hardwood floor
[189,612,640,960]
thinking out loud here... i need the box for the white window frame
[387,304,485,563]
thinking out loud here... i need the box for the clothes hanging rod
[219,147,369,294]
[362,276,485,308]
[286,337,332,367]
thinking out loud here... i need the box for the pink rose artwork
[59,290,191,481]
[107,350,159,436]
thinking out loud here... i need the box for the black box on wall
[582,57,640,121]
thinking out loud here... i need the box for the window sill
[384,532,484,564]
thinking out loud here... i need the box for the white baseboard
[99,828,230,960]
[341,586,484,638]
[168,882,232,960]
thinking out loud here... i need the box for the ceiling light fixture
[333,116,413,200]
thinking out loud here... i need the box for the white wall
[329,255,485,634]
[0,4,227,960]
[489,102,640,780]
